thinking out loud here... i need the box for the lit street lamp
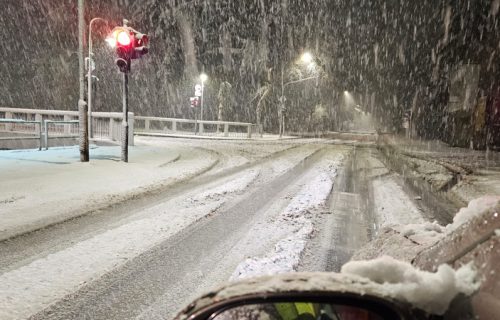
[279,52,320,138]
[87,17,107,139]
[301,52,313,64]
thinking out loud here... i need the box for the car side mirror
[176,291,434,320]
[174,273,439,320]
[203,298,397,320]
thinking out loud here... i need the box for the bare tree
[251,83,272,136]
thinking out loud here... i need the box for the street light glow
[344,90,349,95]
[301,52,313,64]
[105,37,117,48]
[200,73,208,83]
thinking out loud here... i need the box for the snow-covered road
[0,137,431,319]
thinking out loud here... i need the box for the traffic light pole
[121,66,129,162]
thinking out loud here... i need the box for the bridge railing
[0,107,134,148]
[1,108,257,150]
[0,119,43,150]
[134,116,253,138]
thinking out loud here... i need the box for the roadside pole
[78,0,89,161]
[121,64,129,162]
[200,81,204,134]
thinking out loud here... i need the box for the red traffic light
[109,25,149,72]
[190,97,200,107]
[109,27,132,48]
[116,30,132,46]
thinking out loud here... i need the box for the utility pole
[78,0,89,162]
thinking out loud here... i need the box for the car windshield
[0,1,499,319]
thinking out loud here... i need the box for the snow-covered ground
[1,136,495,319]
[0,137,301,241]
[0,138,326,319]
[0,144,216,240]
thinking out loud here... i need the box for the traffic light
[109,25,149,73]
[190,97,200,108]
[133,32,149,58]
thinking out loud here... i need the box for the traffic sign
[195,84,202,97]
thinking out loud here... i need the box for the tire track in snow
[29,145,327,320]
[230,153,345,280]
[0,169,261,320]
[0,145,321,320]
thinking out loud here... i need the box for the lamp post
[87,17,107,139]
[279,52,319,138]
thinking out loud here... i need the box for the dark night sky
[0,0,498,133]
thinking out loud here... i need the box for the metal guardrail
[135,116,253,138]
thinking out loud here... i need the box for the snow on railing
[134,116,253,139]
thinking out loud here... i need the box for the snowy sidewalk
[0,144,217,241]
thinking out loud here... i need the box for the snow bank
[392,222,444,246]
[230,218,313,279]
[231,156,343,280]
[341,256,480,315]
[446,195,500,232]
[282,172,334,217]
[383,196,500,252]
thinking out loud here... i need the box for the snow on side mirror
[173,273,435,320]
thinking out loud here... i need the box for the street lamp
[200,73,208,83]
[280,52,320,137]
[301,52,313,64]
[87,17,108,139]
